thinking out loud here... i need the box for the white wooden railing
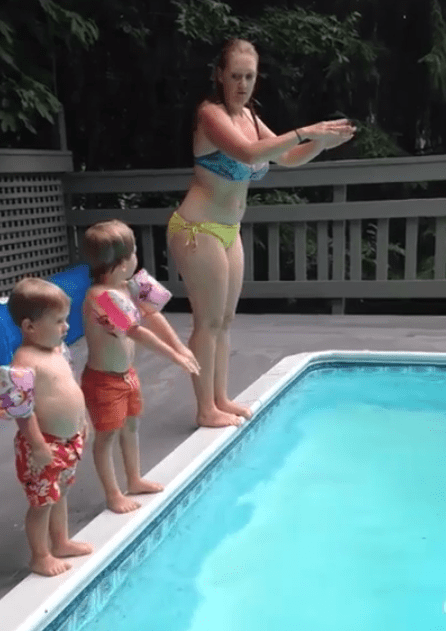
[59,154,446,313]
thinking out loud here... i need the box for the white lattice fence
[0,173,70,297]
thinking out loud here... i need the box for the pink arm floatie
[128,269,172,312]
[93,290,141,334]
[0,366,35,421]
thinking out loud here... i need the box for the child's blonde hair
[8,278,70,326]
[82,220,136,283]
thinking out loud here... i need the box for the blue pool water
[80,365,446,631]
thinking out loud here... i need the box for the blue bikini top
[194,150,269,182]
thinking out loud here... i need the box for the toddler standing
[81,220,200,514]
[1,278,93,576]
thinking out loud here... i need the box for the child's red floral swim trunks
[14,430,84,507]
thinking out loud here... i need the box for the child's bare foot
[31,554,71,577]
[106,492,141,513]
[216,399,252,419]
[52,540,94,558]
[197,409,242,428]
[128,479,164,494]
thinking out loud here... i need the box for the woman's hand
[301,119,356,146]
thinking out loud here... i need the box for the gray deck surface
[1,312,446,600]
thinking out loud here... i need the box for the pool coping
[2,348,446,631]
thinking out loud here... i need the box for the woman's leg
[214,232,252,418]
[168,228,240,427]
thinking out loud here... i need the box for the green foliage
[4,0,446,162]
[254,7,374,67]
[117,22,151,47]
[0,76,60,132]
[173,0,240,43]
[419,0,446,101]
[247,189,306,206]
[252,6,379,132]
[38,0,98,48]
[173,2,379,114]
[118,192,184,209]
[0,19,14,67]
[0,0,98,134]
[352,121,405,159]
[171,0,399,158]
[417,255,435,280]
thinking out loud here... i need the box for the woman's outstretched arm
[255,117,355,167]
[199,102,354,165]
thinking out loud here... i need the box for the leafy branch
[0,1,98,133]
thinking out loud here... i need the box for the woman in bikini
[167,38,355,428]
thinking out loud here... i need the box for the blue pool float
[0,264,91,364]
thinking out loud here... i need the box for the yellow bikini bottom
[167,211,240,250]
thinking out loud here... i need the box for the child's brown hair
[82,220,136,283]
[8,278,70,326]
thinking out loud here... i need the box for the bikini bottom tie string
[185,224,202,251]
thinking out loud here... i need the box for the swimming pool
[2,351,446,631]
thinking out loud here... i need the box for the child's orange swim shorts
[81,365,143,431]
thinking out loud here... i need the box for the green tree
[4,0,446,164]
[0,0,98,144]
[296,0,446,155]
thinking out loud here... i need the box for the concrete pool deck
[1,312,446,601]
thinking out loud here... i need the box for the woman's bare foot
[128,479,164,494]
[106,491,141,513]
[216,399,252,419]
[30,553,71,577]
[52,540,94,558]
[197,408,242,428]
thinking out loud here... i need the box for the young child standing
[81,220,200,514]
[1,278,93,576]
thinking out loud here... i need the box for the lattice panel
[0,174,70,296]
